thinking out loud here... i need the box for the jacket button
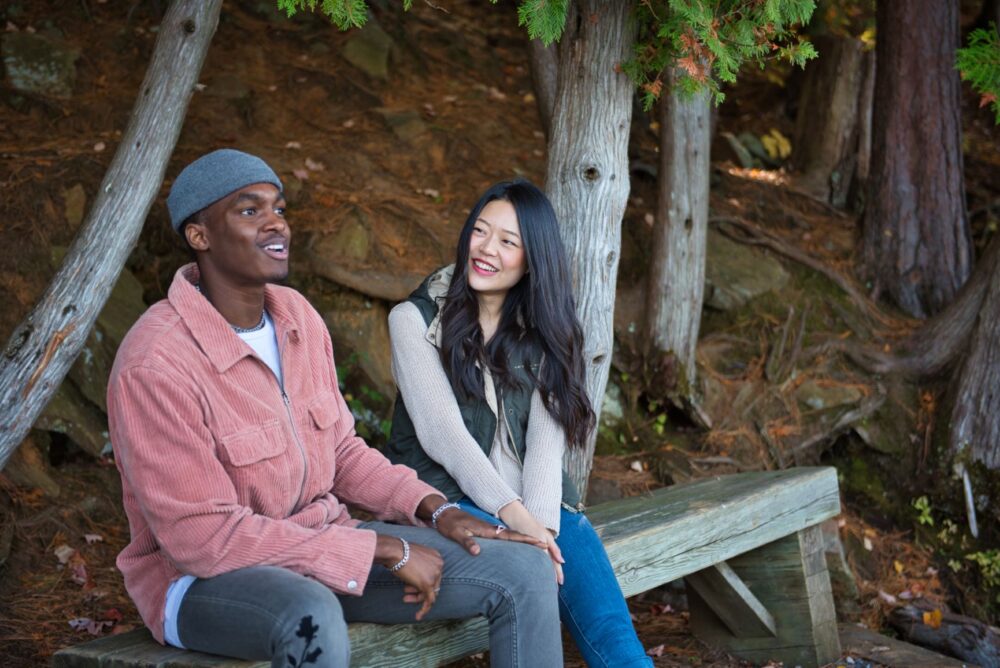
[347,580,358,590]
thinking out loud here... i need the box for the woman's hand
[375,534,443,621]
[434,506,547,555]
[499,501,565,584]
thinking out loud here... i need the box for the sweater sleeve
[521,390,566,534]
[109,363,378,595]
[388,302,520,515]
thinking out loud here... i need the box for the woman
[386,180,652,667]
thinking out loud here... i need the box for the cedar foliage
[278,0,817,105]
[957,23,1000,124]
[625,0,818,107]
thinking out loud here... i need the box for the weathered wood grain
[593,467,841,597]
[690,525,841,668]
[52,468,841,668]
[546,0,635,497]
[685,562,776,638]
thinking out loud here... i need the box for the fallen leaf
[877,590,897,605]
[69,617,113,636]
[102,608,124,623]
[647,644,666,657]
[304,158,325,171]
[980,92,997,109]
[292,169,309,181]
[922,608,943,629]
[893,560,904,574]
[863,536,873,551]
[898,589,913,600]
[70,560,89,587]
[93,142,106,153]
[284,141,302,149]
[629,460,643,473]
[84,533,103,545]
[649,603,673,615]
[54,544,76,565]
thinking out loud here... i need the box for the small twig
[788,393,886,460]
[421,0,450,12]
[765,306,794,381]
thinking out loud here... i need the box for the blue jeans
[458,499,653,668]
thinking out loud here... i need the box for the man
[108,149,562,667]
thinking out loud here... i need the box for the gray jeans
[175,521,562,668]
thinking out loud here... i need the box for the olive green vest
[385,270,581,508]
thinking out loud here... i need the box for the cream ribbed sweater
[388,301,566,532]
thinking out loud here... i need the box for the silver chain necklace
[195,283,266,334]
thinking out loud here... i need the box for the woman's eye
[274,207,286,217]
[241,208,256,216]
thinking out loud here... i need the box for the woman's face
[466,199,527,299]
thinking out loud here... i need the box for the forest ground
[1,1,998,666]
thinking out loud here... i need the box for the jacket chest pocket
[218,420,292,514]
[305,392,341,493]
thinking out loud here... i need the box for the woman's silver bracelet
[388,537,410,573]
[430,501,461,528]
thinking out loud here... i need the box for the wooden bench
[54,466,842,668]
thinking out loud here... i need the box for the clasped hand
[382,504,546,621]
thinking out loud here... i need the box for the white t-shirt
[162,311,282,648]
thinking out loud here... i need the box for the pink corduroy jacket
[108,264,439,643]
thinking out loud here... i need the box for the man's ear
[185,221,210,252]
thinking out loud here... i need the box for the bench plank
[593,466,840,597]
[53,467,840,668]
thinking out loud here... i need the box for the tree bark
[545,0,634,497]
[889,601,1000,667]
[793,34,867,208]
[861,0,970,319]
[948,239,1000,470]
[644,69,711,395]
[528,38,559,140]
[0,0,222,470]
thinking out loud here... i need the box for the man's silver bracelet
[430,501,461,528]
[388,537,410,573]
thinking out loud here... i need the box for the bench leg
[687,525,840,668]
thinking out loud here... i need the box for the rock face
[342,19,393,80]
[310,288,395,400]
[703,229,789,311]
[2,32,79,99]
[305,206,444,301]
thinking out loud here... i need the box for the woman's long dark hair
[438,179,595,449]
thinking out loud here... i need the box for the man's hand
[416,494,546,556]
[374,534,443,621]
[435,507,547,555]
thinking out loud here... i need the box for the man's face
[186,183,290,286]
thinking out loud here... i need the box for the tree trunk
[948,240,1000,470]
[852,50,876,202]
[861,0,970,319]
[528,38,559,139]
[0,0,222,470]
[644,69,711,396]
[793,34,867,208]
[545,0,634,497]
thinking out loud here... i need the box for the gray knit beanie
[166,149,283,234]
